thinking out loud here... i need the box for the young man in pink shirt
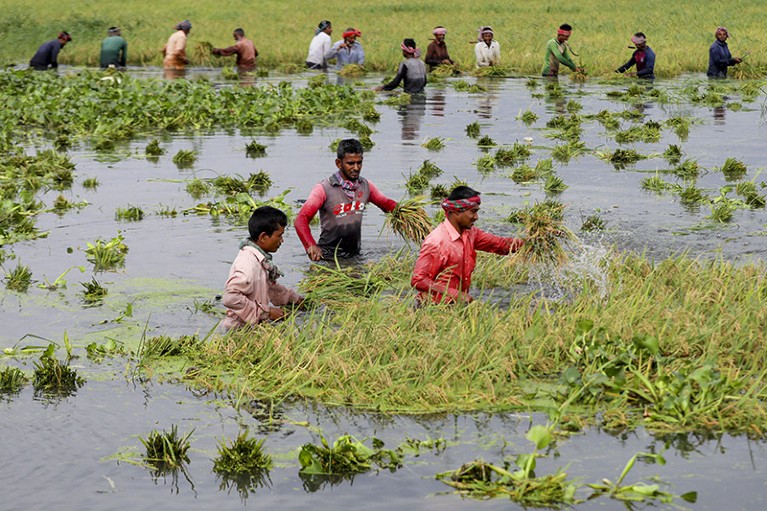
[294,139,397,261]
[222,206,303,331]
[411,186,524,304]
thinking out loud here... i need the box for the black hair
[634,32,646,38]
[447,185,481,200]
[403,38,417,49]
[234,28,245,37]
[248,205,287,240]
[318,20,332,30]
[559,24,572,31]
[336,138,364,159]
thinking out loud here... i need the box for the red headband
[343,29,361,38]
[557,29,571,36]
[442,196,481,212]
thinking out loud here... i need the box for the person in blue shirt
[616,32,655,80]
[29,32,72,70]
[707,27,742,78]
[328,28,364,69]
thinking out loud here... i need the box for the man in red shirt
[295,139,397,261]
[411,186,524,304]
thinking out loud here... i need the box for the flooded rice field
[2,68,767,509]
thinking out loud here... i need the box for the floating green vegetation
[510,165,537,184]
[545,81,564,99]
[544,174,567,195]
[678,185,707,210]
[416,160,443,179]
[142,334,201,358]
[566,100,583,113]
[114,205,144,222]
[85,234,128,272]
[405,171,430,194]
[345,119,373,137]
[672,159,701,180]
[52,194,75,215]
[0,366,27,393]
[665,116,691,141]
[4,262,33,292]
[465,121,481,138]
[213,431,272,476]
[299,434,401,477]
[145,140,165,157]
[295,117,314,135]
[385,196,433,243]
[212,172,272,196]
[85,339,124,362]
[184,190,294,223]
[707,186,749,223]
[438,425,577,507]
[472,65,511,77]
[361,104,381,122]
[139,424,193,469]
[507,200,573,265]
[359,134,375,150]
[735,181,766,208]
[589,109,621,130]
[596,148,647,170]
[338,64,366,77]
[82,177,100,190]
[477,135,496,147]
[32,349,85,395]
[430,183,450,201]
[299,262,391,307]
[421,137,445,151]
[453,80,487,93]
[80,277,107,304]
[641,174,674,193]
[245,140,267,158]
[516,109,538,125]
[186,178,210,199]
[172,149,197,169]
[495,143,532,167]
[663,144,683,164]
[581,213,606,231]
[719,157,748,182]
[156,205,178,217]
[551,141,586,163]
[614,122,660,144]
[382,92,412,106]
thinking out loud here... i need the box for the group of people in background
[28,20,744,81]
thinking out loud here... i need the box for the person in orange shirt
[162,20,191,71]
[411,186,524,304]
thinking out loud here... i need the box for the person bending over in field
[475,26,500,67]
[425,26,454,71]
[294,138,398,261]
[222,206,304,331]
[616,32,655,80]
[29,31,72,71]
[100,27,127,69]
[375,39,427,94]
[411,186,524,305]
[212,28,258,72]
[542,23,583,77]
[707,26,742,78]
[327,27,364,69]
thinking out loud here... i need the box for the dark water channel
[2,68,767,509]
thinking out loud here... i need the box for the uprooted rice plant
[507,200,575,265]
[384,196,433,243]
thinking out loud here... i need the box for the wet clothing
[215,37,258,71]
[542,38,577,76]
[475,40,500,67]
[708,39,738,78]
[100,35,128,68]
[295,173,397,259]
[29,39,64,70]
[617,46,656,79]
[411,220,522,304]
[425,40,453,69]
[306,31,333,69]
[328,40,365,69]
[221,243,301,330]
[381,58,427,94]
[162,30,187,69]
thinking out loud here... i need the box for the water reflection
[714,105,726,125]
[163,68,187,80]
[428,89,446,117]
[398,93,426,140]
[217,470,272,502]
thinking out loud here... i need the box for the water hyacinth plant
[85,234,128,271]
[298,433,401,476]
[80,277,108,304]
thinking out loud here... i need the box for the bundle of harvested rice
[508,200,575,265]
[385,196,433,243]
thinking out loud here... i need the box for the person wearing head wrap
[411,186,524,305]
[327,27,365,69]
[616,32,655,80]
[306,20,334,69]
[707,27,742,78]
[100,27,128,68]
[212,28,258,72]
[425,26,454,70]
[162,20,192,70]
[542,23,583,77]
[375,38,427,93]
[475,26,500,67]
[29,32,72,71]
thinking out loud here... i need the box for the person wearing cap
[542,23,582,77]
[475,26,500,67]
[425,26,454,70]
[306,20,334,69]
[616,32,655,80]
[707,27,742,78]
[327,28,364,69]
[162,20,192,70]
[100,27,128,69]
[212,28,258,72]
[29,32,72,71]
[375,38,427,94]
[411,185,524,305]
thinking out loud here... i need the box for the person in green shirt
[542,23,583,77]
[100,27,128,68]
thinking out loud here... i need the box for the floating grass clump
[465,122,481,138]
[495,143,532,167]
[0,366,28,393]
[85,234,128,271]
[551,141,586,163]
[143,334,201,358]
[405,171,430,194]
[299,434,400,476]
[82,177,100,190]
[517,109,538,125]
[385,196,433,243]
[641,175,673,193]
[245,140,267,158]
[345,119,373,137]
[678,185,707,210]
[719,157,748,182]
[421,137,445,151]
[581,213,606,231]
[4,263,33,292]
[186,178,210,199]
[32,351,85,395]
[416,160,443,179]
[172,149,197,169]
[145,140,165,157]
[114,205,144,222]
[212,172,272,196]
[663,144,683,164]
[382,92,411,106]
[736,181,766,208]
[510,165,537,184]
[453,80,487,93]
[508,200,575,265]
[665,116,692,140]
[213,431,273,476]
[475,154,496,174]
[596,148,646,170]
[477,135,496,148]
[672,159,701,180]
[544,175,567,195]
[80,277,107,304]
[430,183,450,201]
[139,424,193,469]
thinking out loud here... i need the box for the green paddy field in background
[0,0,764,76]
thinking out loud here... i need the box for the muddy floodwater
[2,68,767,510]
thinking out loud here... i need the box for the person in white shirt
[475,26,500,67]
[306,20,334,69]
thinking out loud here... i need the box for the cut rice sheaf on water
[508,201,576,265]
[385,196,433,243]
